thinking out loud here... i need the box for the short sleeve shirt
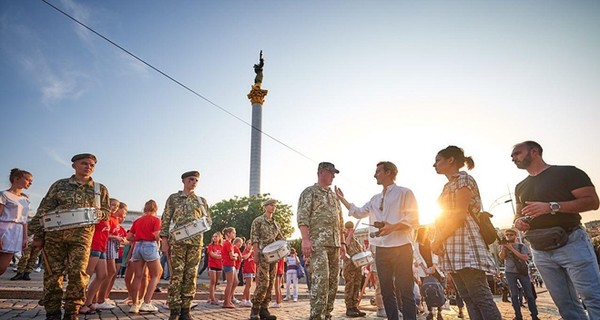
[297,184,343,247]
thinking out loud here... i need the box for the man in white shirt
[336,161,419,320]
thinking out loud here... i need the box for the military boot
[62,312,78,320]
[250,306,260,320]
[22,272,31,280]
[259,307,277,320]
[180,308,196,320]
[10,273,24,280]
[45,311,61,320]
[169,308,181,320]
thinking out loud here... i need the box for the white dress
[0,191,30,253]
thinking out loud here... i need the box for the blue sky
[1,1,599,236]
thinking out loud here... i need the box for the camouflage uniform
[16,244,41,274]
[28,175,110,317]
[250,214,284,310]
[343,236,363,310]
[160,191,210,311]
[297,184,344,320]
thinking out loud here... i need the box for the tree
[205,194,294,246]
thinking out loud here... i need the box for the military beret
[181,171,200,179]
[71,153,97,163]
[344,221,355,229]
[262,198,277,207]
[318,162,339,173]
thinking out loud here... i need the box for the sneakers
[293,297,298,302]
[129,303,141,313]
[283,296,289,301]
[376,308,387,318]
[104,298,116,306]
[95,301,115,310]
[270,302,281,308]
[34,267,42,272]
[139,302,158,312]
[232,298,240,304]
[241,300,253,307]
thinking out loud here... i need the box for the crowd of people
[1,140,600,320]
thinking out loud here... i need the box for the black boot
[45,311,61,320]
[180,308,195,320]
[353,308,366,317]
[346,309,361,317]
[169,308,180,320]
[22,272,31,280]
[62,312,78,320]
[10,273,24,280]
[249,306,260,320]
[259,307,277,320]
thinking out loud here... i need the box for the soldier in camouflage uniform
[160,170,211,320]
[29,153,110,320]
[249,198,283,320]
[298,162,346,320]
[10,239,41,281]
[342,221,366,318]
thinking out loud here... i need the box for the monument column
[247,51,268,196]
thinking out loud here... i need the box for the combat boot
[10,273,24,280]
[180,308,196,320]
[62,312,78,320]
[169,308,181,320]
[250,306,260,320]
[22,272,31,280]
[45,311,61,320]
[259,307,277,320]
[353,307,366,317]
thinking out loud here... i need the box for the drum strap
[197,196,208,217]
[94,182,101,209]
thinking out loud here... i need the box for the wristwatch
[549,202,560,214]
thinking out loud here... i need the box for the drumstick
[41,248,52,274]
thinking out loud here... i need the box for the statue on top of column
[253,50,264,85]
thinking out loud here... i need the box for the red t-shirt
[242,247,256,274]
[91,220,110,252]
[277,258,285,275]
[207,243,223,269]
[129,215,160,242]
[108,216,119,235]
[234,246,242,269]
[222,240,235,267]
[116,225,127,258]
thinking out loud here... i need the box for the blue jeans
[532,227,600,320]
[160,251,170,279]
[451,268,501,320]
[505,272,538,319]
[376,244,415,320]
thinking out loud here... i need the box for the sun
[418,202,442,226]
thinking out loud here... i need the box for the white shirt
[348,183,419,248]
[0,191,30,223]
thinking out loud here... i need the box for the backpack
[421,276,446,308]
[471,211,500,246]
[510,244,529,276]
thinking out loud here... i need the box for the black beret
[71,153,97,163]
[181,170,200,179]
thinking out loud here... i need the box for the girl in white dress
[0,168,33,275]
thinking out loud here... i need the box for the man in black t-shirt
[511,140,600,320]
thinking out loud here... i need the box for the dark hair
[376,161,398,181]
[222,227,236,237]
[519,140,543,156]
[437,146,475,170]
[9,168,32,184]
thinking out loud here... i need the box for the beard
[515,151,533,169]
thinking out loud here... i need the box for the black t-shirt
[515,165,594,230]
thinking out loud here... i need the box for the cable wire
[40,0,315,163]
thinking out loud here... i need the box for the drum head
[263,240,287,253]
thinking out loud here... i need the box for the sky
[1,0,599,238]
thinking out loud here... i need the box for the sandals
[79,304,96,315]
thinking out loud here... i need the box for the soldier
[342,221,366,318]
[298,162,346,320]
[249,198,283,320]
[29,153,110,320]
[10,244,41,281]
[160,170,211,320]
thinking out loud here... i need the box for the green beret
[181,170,200,179]
[71,153,97,163]
[262,198,277,207]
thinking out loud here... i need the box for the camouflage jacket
[160,191,210,246]
[297,184,343,247]
[251,214,284,251]
[344,236,363,261]
[29,175,110,241]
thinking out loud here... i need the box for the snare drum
[351,251,373,268]
[42,207,99,231]
[171,217,211,242]
[262,240,290,263]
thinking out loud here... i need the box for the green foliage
[205,194,294,246]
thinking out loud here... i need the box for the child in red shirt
[232,237,243,304]
[241,239,256,307]
[222,227,238,309]
[207,232,223,305]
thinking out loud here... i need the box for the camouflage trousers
[42,226,93,314]
[342,262,362,309]
[309,246,340,320]
[251,257,277,308]
[167,242,202,310]
[17,245,41,273]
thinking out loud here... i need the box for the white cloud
[44,147,69,166]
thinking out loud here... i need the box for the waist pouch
[525,226,572,251]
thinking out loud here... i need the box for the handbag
[297,264,305,279]
[525,226,569,251]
